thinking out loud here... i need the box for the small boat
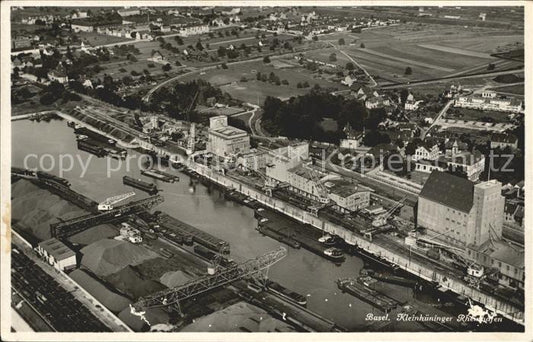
[324,247,345,261]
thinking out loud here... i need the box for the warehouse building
[417,171,504,249]
[206,116,250,159]
[36,238,77,271]
[265,143,309,184]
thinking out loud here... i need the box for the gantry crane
[133,247,287,314]
[305,165,332,217]
[97,192,136,211]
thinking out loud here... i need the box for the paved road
[327,42,378,87]
[422,99,454,138]
[377,68,524,90]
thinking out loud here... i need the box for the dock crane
[306,166,332,217]
[185,90,200,155]
[253,168,288,197]
[134,247,287,315]
[98,192,136,211]
[371,196,406,228]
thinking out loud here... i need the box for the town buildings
[454,91,524,113]
[413,140,485,181]
[490,133,519,150]
[412,141,440,161]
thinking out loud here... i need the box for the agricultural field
[77,31,134,46]
[178,59,347,105]
[489,84,524,96]
[319,22,523,84]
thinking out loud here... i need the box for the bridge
[134,247,287,311]
[51,195,164,239]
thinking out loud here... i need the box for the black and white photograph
[1,1,530,340]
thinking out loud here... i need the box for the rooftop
[489,242,524,268]
[288,164,326,182]
[419,170,474,213]
[324,178,369,198]
[38,238,76,261]
[438,150,484,166]
[209,125,248,139]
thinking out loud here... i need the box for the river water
[13,119,421,331]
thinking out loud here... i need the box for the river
[13,118,423,331]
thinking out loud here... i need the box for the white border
[1,1,531,341]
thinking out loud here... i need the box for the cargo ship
[364,269,417,287]
[77,139,107,157]
[224,190,247,204]
[194,245,238,268]
[194,244,217,260]
[336,278,398,313]
[256,224,301,249]
[265,280,307,306]
[141,168,179,183]
[355,247,400,272]
[35,170,71,187]
[122,176,158,195]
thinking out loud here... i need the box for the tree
[345,62,355,71]
[404,66,412,75]
[217,46,227,57]
[196,40,204,51]
[221,63,228,69]
[282,79,289,85]
[338,38,345,45]
[312,35,318,41]
[263,56,271,63]
[360,43,365,48]
[487,63,495,70]
[174,36,184,45]
[329,53,337,62]
[162,63,172,71]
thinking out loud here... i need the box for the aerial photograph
[3,3,527,338]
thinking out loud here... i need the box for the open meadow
[318,23,523,84]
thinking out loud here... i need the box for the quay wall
[190,162,524,325]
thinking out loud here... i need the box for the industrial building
[265,143,309,184]
[206,116,250,159]
[417,171,504,249]
[324,178,371,212]
[36,238,77,271]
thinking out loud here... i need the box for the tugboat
[324,247,345,261]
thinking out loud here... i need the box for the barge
[77,139,107,157]
[141,168,179,183]
[256,224,301,249]
[355,247,400,272]
[265,280,308,306]
[336,278,398,313]
[122,176,158,195]
[365,269,417,287]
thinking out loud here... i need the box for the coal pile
[80,239,158,277]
